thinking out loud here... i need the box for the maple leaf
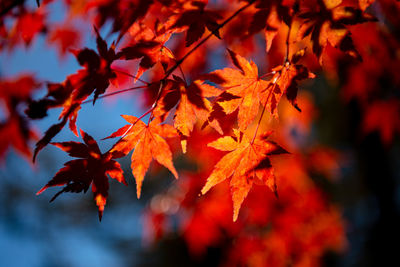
[83,0,154,42]
[106,115,178,198]
[69,27,117,104]
[32,28,118,160]
[363,100,400,145]
[10,10,46,47]
[153,75,222,139]
[169,1,221,47]
[297,0,376,62]
[204,49,270,131]
[0,74,39,161]
[0,114,37,161]
[26,81,74,119]
[0,74,38,112]
[117,21,175,81]
[266,49,316,114]
[201,130,287,221]
[37,129,127,221]
[358,0,375,11]
[48,24,81,56]
[248,0,291,51]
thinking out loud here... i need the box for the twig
[251,81,279,144]
[111,68,150,85]
[81,85,148,104]
[149,0,257,121]
[284,22,292,63]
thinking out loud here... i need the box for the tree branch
[150,0,257,120]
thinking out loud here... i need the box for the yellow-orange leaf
[107,115,178,198]
[201,130,287,221]
[267,57,316,114]
[205,50,270,131]
[154,77,221,137]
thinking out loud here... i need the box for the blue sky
[0,2,149,266]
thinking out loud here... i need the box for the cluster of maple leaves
[1,0,400,265]
[142,105,347,265]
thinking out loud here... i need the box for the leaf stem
[251,80,279,144]
[259,71,276,80]
[251,102,267,144]
[284,22,292,63]
[108,106,154,152]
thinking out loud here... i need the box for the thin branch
[78,1,256,115]
[80,0,256,129]
[259,71,277,80]
[81,85,148,104]
[121,107,153,139]
[284,22,292,63]
[251,81,279,144]
[164,0,256,78]
[112,68,150,85]
[149,0,257,120]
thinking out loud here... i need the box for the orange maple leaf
[205,49,270,131]
[37,130,127,221]
[201,130,287,221]
[117,21,175,81]
[153,76,222,139]
[106,115,178,198]
[267,49,316,114]
[206,50,313,129]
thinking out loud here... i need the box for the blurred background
[1,0,400,266]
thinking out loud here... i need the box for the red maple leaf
[297,0,376,62]
[248,0,291,51]
[48,24,81,56]
[32,28,119,160]
[12,11,46,46]
[169,1,221,47]
[37,129,127,221]
[117,21,175,81]
[0,75,39,161]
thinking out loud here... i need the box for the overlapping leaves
[10,0,383,223]
[297,0,376,61]
[204,49,314,130]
